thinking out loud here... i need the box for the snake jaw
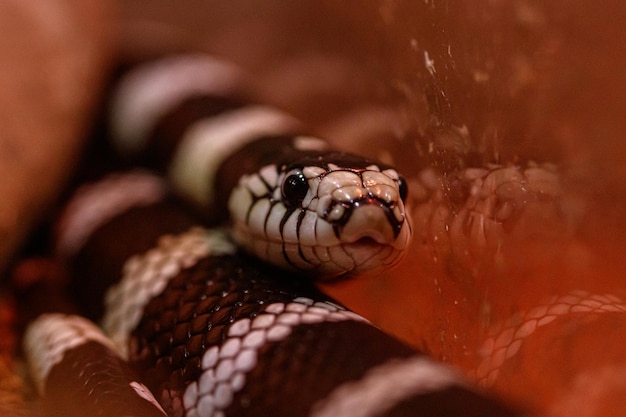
[229,195,411,278]
[230,221,409,278]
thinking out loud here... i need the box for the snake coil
[22,55,521,417]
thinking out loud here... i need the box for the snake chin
[231,224,409,278]
[341,238,408,274]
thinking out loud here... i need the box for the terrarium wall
[2,1,626,416]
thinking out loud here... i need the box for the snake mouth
[230,196,412,277]
[328,237,408,275]
[338,203,409,248]
[341,222,396,246]
[349,236,383,247]
[280,238,408,278]
[231,221,409,278]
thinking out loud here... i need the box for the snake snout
[341,204,399,245]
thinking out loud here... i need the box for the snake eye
[281,169,309,207]
[397,176,408,202]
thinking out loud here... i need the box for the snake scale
[21,55,521,416]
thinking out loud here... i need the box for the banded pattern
[474,290,626,386]
[24,172,520,417]
[24,314,167,417]
[55,170,167,258]
[181,298,367,417]
[102,227,237,357]
[311,356,466,417]
[108,54,412,278]
[110,54,246,155]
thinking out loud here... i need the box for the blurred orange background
[2,1,626,416]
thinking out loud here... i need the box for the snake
[21,55,521,417]
[106,54,412,279]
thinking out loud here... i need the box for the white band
[55,171,167,258]
[101,228,237,358]
[24,313,117,395]
[110,54,244,156]
[168,105,300,207]
[183,298,367,417]
[311,356,464,417]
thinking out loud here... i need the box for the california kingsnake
[21,55,522,416]
[107,55,412,278]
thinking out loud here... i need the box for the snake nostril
[326,204,346,222]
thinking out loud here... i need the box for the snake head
[229,147,412,279]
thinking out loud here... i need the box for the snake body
[22,55,520,417]
[108,55,412,279]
